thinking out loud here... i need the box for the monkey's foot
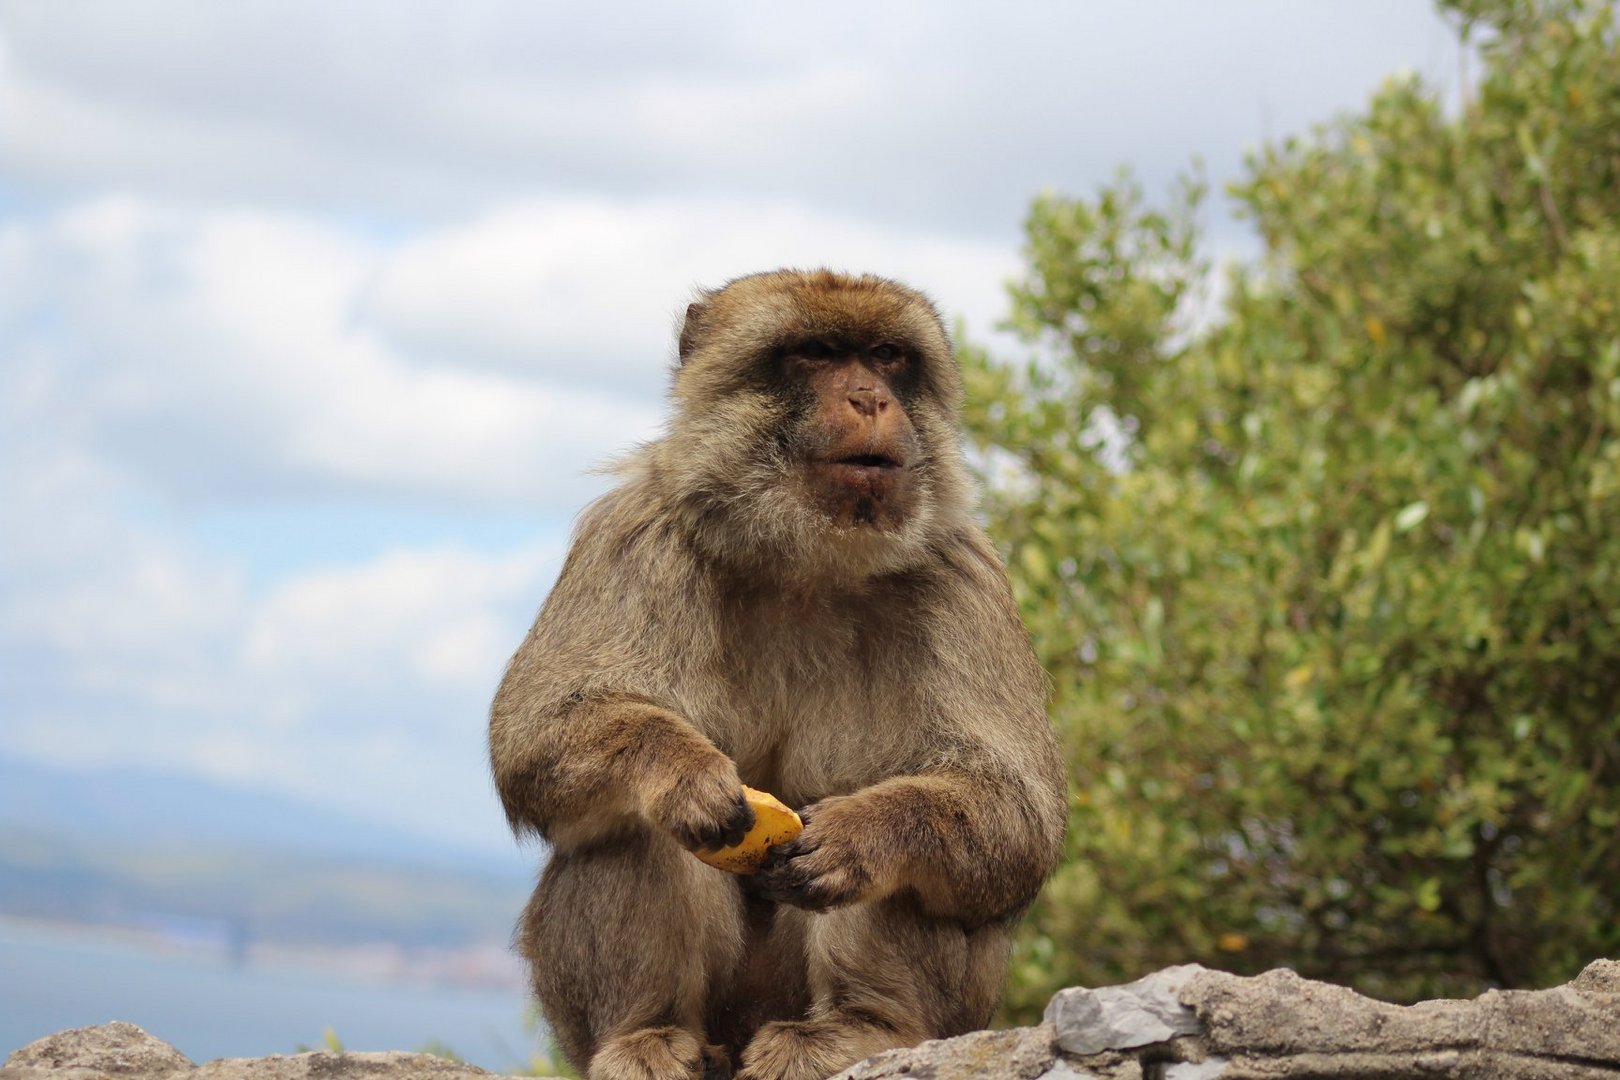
[701,1043,734,1080]
[591,1026,706,1080]
[736,1018,905,1080]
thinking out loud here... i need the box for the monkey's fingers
[711,792,758,850]
[693,786,801,873]
[678,790,755,853]
[753,835,865,911]
[753,847,833,909]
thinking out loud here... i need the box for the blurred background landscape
[9,0,1615,1072]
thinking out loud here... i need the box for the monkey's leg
[519,830,747,1080]
[737,894,1012,1080]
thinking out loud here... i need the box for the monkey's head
[654,269,973,585]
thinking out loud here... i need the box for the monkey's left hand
[752,795,894,911]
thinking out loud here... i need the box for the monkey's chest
[699,637,919,808]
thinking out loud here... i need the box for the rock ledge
[837,959,1620,1080]
[1,1022,508,1080]
[7,960,1618,1080]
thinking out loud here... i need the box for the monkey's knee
[803,896,1012,1040]
[738,1017,908,1080]
[589,1026,709,1080]
[730,899,973,1080]
[519,833,747,1071]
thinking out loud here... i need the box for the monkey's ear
[678,302,707,365]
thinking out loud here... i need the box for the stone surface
[10,962,1620,1080]
[1570,958,1620,995]
[833,1026,1150,1080]
[189,1052,496,1079]
[832,1026,1057,1080]
[1178,961,1620,1079]
[1179,967,1480,1055]
[1032,1064,1099,1080]
[1044,964,1205,1055]
[829,959,1620,1080]
[2,1024,511,1080]
[4,1023,193,1078]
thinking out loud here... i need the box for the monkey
[489,269,1067,1080]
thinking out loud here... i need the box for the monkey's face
[662,269,972,582]
[784,338,922,533]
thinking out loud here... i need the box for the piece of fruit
[693,785,803,874]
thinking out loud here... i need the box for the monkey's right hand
[646,755,756,853]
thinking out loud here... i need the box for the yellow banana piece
[693,786,803,874]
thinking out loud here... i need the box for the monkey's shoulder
[527,489,704,641]
[556,479,698,571]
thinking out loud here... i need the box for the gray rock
[1570,958,1620,995]
[11,963,1620,1080]
[1033,1063,1099,1080]
[4,1022,193,1076]
[1162,1060,1226,1080]
[1179,966,1477,1056]
[190,1052,495,1079]
[831,1025,1057,1080]
[1044,964,1206,1055]
[829,959,1620,1080]
[2,1024,512,1080]
[1179,961,1620,1078]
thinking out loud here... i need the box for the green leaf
[1394,501,1430,533]
[975,0,1620,1020]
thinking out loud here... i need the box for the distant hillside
[0,756,540,949]
[0,824,530,949]
[0,756,532,878]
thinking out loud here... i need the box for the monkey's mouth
[815,453,906,510]
[809,451,911,527]
[826,452,902,471]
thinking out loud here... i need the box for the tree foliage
[964,0,1620,1016]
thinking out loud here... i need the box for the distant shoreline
[0,916,539,1071]
[0,913,525,993]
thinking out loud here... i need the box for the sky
[0,2,1465,859]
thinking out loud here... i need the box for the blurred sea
[0,920,539,1073]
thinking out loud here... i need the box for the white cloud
[245,546,549,689]
[1,196,664,508]
[0,192,586,850]
[218,539,563,848]
[0,459,561,852]
[0,465,244,717]
[1,1,1461,231]
[4,193,1021,510]
[363,197,1022,387]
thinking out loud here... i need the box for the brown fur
[490,269,1066,1080]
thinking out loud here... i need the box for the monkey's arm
[755,760,1064,926]
[757,538,1067,925]
[491,688,753,852]
[488,506,754,853]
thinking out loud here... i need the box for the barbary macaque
[490,269,1066,1080]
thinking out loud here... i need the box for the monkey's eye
[799,340,836,360]
[870,343,903,364]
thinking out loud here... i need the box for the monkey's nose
[848,388,885,417]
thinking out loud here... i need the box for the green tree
[965,0,1620,1017]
